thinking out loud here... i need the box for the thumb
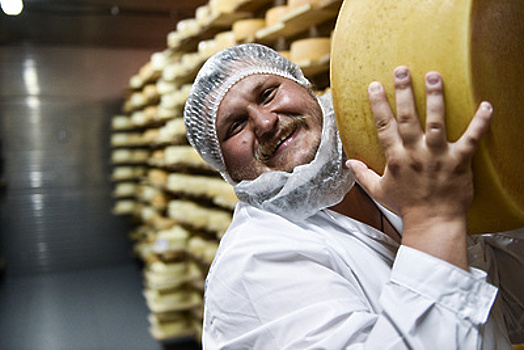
[346,159,381,196]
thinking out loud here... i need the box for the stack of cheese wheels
[331,0,524,234]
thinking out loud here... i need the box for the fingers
[394,66,422,145]
[368,81,400,153]
[455,101,493,160]
[424,72,447,149]
[346,159,381,196]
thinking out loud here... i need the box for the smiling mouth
[255,116,307,163]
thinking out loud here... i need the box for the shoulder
[202,203,372,345]
[211,202,331,269]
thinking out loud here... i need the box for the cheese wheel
[331,0,524,233]
[147,168,169,187]
[288,0,322,9]
[142,128,160,144]
[214,31,237,50]
[143,84,160,105]
[111,115,133,130]
[290,37,331,63]
[156,79,177,95]
[265,6,291,27]
[110,133,144,147]
[114,182,137,198]
[129,74,143,90]
[111,166,147,181]
[209,0,240,14]
[198,39,220,59]
[164,145,213,171]
[113,200,136,215]
[158,118,187,145]
[168,200,233,237]
[167,31,182,48]
[176,18,200,38]
[149,149,166,168]
[232,19,266,41]
[151,50,171,71]
[166,173,238,210]
[196,5,212,26]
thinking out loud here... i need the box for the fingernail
[369,82,381,93]
[346,160,366,170]
[427,74,439,85]
[395,67,408,79]
[481,101,492,112]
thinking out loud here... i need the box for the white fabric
[203,202,524,349]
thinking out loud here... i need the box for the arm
[347,66,494,270]
[204,205,501,350]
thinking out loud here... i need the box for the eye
[259,86,277,104]
[227,116,247,139]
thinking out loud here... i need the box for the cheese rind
[232,19,266,41]
[290,37,331,63]
[331,0,524,233]
[265,6,291,27]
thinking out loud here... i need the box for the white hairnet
[184,43,311,184]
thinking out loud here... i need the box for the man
[184,43,524,349]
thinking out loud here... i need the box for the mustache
[255,115,309,163]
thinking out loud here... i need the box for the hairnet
[184,43,312,184]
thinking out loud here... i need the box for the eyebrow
[218,76,274,127]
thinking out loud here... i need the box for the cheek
[222,137,254,169]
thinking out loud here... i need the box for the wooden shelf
[256,0,341,43]
[175,11,251,52]
[235,0,274,13]
[297,53,330,77]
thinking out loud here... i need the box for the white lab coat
[203,202,524,349]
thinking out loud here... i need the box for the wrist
[401,213,469,270]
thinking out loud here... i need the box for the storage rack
[110,0,342,343]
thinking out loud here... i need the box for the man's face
[216,74,323,183]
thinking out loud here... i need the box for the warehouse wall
[0,45,153,276]
[0,45,203,350]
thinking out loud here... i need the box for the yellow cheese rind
[331,0,524,233]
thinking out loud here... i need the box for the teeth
[257,125,295,162]
[255,116,307,163]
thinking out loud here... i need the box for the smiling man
[216,74,322,182]
[183,43,524,349]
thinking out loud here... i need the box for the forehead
[219,74,304,108]
[227,74,285,95]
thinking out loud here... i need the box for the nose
[248,105,278,140]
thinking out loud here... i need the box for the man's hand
[347,66,493,269]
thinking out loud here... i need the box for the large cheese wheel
[331,0,524,233]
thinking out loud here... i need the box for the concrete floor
[0,263,201,350]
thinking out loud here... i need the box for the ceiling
[0,0,209,48]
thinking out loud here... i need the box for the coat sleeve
[468,228,524,343]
